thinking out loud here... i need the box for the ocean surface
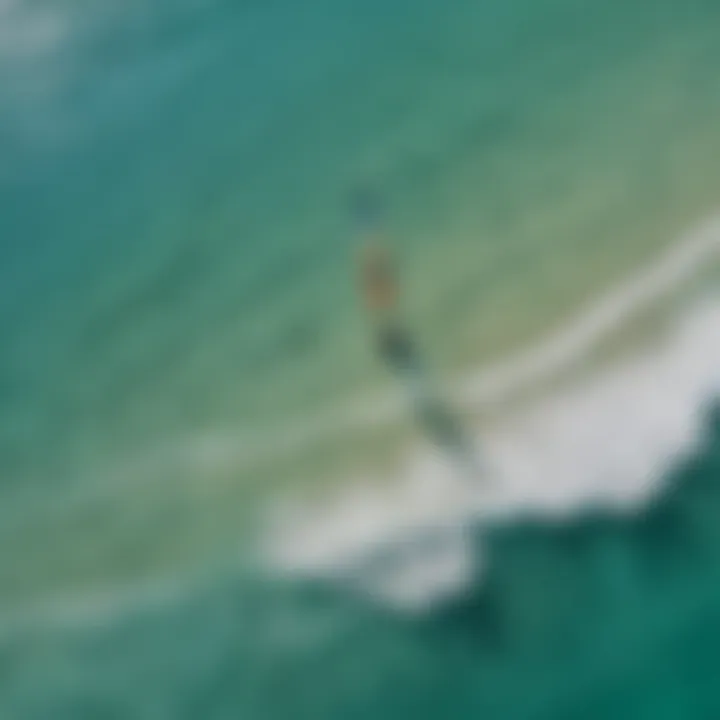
[2,0,720,717]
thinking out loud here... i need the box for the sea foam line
[265,219,720,611]
[266,298,720,610]
[459,215,720,404]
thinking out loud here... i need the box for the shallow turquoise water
[2,0,720,716]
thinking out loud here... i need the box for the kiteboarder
[352,191,479,474]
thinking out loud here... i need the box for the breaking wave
[266,219,720,611]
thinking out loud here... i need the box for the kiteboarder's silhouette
[351,189,479,475]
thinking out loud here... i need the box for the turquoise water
[2,0,720,716]
[2,413,720,719]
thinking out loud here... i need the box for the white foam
[459,216,720,405]
[265,238,720,610]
